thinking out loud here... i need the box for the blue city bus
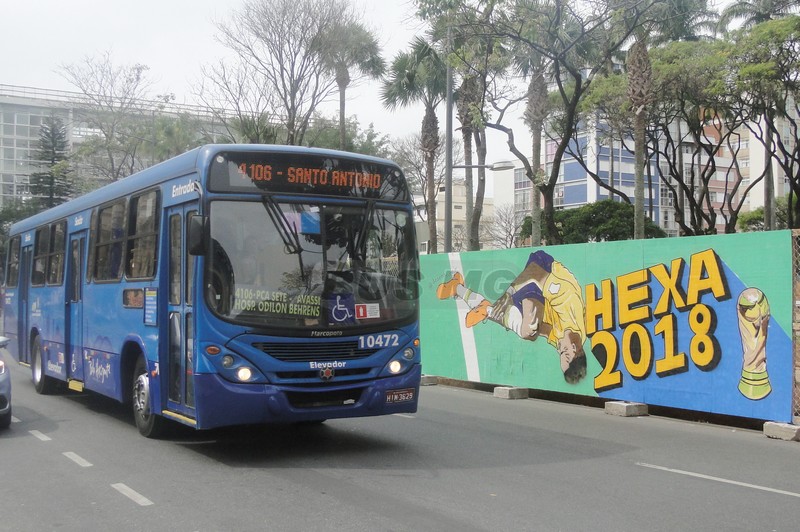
[3,145,421,437]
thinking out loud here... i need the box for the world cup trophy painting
[736,288,771,400]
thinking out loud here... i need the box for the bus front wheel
[31,336,58,394]
[132,357,167,438]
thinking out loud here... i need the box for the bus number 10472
[359,334,400,349]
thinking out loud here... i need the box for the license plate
[386,388,415,404]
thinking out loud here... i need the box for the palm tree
[320,21,385,150]
[718,0,798,32]
[624,0,718,238]
[382,38,447,254]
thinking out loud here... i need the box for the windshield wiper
[352,202,375,263]
[262,196,308,282]
[262,196,301,255]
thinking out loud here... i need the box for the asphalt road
[1,356,798,532]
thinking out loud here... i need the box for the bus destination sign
[209,151,409,201]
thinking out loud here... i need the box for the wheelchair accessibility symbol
[328,294,355,324]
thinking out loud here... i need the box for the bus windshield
[206,200,418,331]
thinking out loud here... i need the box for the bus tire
[0,408,11,429]
[31,336,58,395]
[132,356,167,438]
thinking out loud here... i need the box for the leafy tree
[0,200,40,272]
[30,116,74,209]
[197,59,281,144]
[61,51,154,181]
[485,0,644,245]
[213,0,351,145]
[149,113,205,163]
[573,72,633,203]
[649,39,752,235]
[303,114,391,157]
[737,195,794,230]
[729,16,800,227]
[718,0,798,32]
[520,200,665,243]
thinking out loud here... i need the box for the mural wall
[420,231,796,422]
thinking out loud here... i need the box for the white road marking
[29,430,51,441]
[392,413,415,419]
[448,253,481,382]
[636,462,800,499]
[111,483,154,506]
[63,452,92,467]
[11,415,20,423]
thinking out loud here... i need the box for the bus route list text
[234,289,321,317]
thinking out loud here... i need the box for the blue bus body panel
[5,144,420,432]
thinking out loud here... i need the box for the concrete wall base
[420,375,438,386]
[493,386,528,400]
[605,401,649,417]
[763,422,800,441]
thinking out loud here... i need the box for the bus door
[18,245,32,364]
[164,205,197,417]
[66,232,86,385]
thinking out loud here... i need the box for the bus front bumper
[191,364,421,430]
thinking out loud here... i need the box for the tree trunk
[633,109,646,239]
[339,83,347,150]
[470,129,487,250]
[763,113,774,230]
[421,106,440,254]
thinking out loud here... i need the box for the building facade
[0,84,224,209]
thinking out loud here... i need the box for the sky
[1,0,531,194]
[1,0,422,137]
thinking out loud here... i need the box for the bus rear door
[66,232,86,388]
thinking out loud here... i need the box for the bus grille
[252,341,379,362]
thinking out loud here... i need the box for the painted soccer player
[437,250,587,384]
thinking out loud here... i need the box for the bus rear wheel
[31,336,58,394]
[132,357,167,438]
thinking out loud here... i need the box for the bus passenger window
[127,190,159,279]
[6,236,21,288]
[94,201,126,281]
[47,221,66,285]
[32,226,49,286]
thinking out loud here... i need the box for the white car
[0,336,11,429]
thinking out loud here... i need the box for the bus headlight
[388,360,403,374]
[236,367,253,381]
[402,347,415,360]
[222,355,234,368]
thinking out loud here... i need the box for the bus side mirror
[188,215,208,256]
